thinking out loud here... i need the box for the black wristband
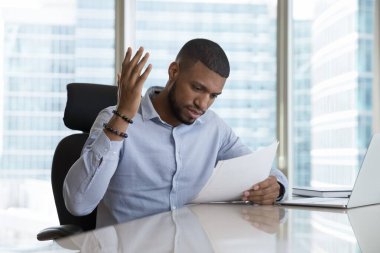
[112,110,133,124]
[103,123,128,138]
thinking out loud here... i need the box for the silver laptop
[280,133,380,209]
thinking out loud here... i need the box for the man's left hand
[242,176,280,205]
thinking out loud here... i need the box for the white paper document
[191,141,279,203]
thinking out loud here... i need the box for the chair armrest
[37,224,83,241]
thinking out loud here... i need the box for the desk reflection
[56,204,380,253]
[57,204,284,253]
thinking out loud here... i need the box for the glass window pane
[0,0,115,249]
[136,0,277,150]
[291,0,374,188]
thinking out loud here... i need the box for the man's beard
[168,82,195,125]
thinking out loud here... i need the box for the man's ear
[168,62,179,82]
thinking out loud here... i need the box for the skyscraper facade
[75,0,115,84]
[135,0,278,150]
[0,0,115,179]
[310,0,373,186]
[0,1,75,179]
[292,20,312,187]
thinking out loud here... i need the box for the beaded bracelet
[112,110,134,124]
[103,123,128,138]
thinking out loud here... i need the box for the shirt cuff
[91,130,123,159]
[277,182,286,201]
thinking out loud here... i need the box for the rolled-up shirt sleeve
[63,107,123,216]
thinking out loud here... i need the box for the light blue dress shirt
[63,86,288,228]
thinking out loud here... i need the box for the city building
[136,0,278,150]
[310,0,373,186]
[292,19,312,187]
[0,0,115,179]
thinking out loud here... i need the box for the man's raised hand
[117,47,152,118]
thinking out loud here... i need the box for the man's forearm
[63,111,123,216]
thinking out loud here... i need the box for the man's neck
[151,89,180,127]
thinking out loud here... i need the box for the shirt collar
[140,86,205,125]
[141,86,162,121]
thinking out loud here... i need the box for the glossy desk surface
[51,203,379,252]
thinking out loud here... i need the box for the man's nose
[195,94,210,111]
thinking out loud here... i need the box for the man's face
[167,61,226,125]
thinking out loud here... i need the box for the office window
[0,0,115,248]
[291,0,374,187]
[136,0,278,150]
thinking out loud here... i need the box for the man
[63,38,288,228]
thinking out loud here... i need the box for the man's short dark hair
[176,38,230,78]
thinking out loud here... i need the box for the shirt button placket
[170,127,181,210]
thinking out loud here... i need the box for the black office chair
[37,83,118,241]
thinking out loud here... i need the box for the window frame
[373,0,380,133]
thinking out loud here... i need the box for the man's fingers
[251,177,274,190]
[243,185,279,204]
[130,52,151,85]
[249,184,279,197]
[136,63,153,88]
[124,47,145,79]
[122,47,132,65]
[120,47,151,91]
[136,52,150,74]
[121,47,132,75]
[256,176,277,189]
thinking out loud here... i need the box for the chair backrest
[52,83,117,231]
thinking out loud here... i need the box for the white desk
[49,203,379,252]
